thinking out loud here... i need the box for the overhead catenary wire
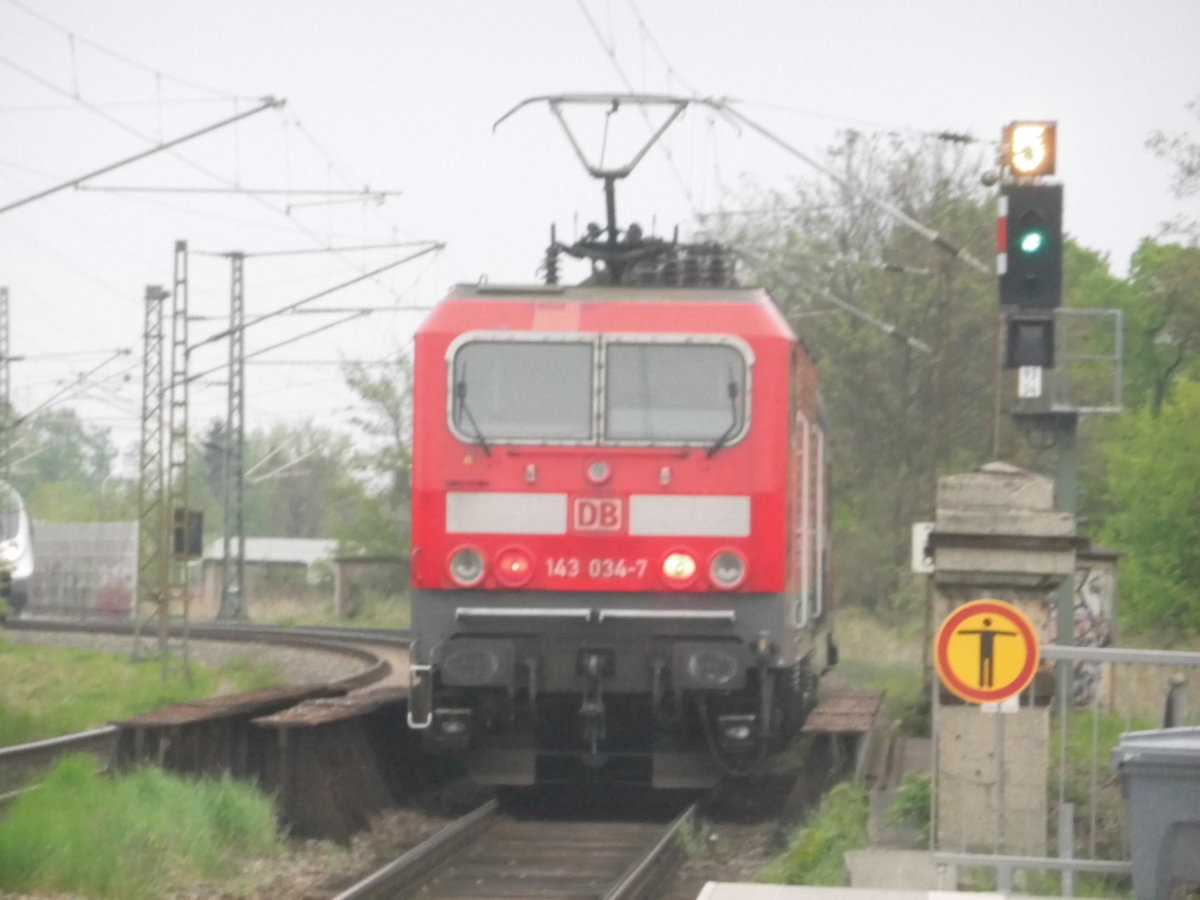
[4,347,133,362]
[2,0,243,99]
[190,240,433,260]
[795,283,933,355]
[0,87,283,216]
[0,98,254,114]
[245,358,395,366]
[622,0,701,97]
[188,310,371,385]
[735,244,933,355]
[1,26,435,403]
[1,55,424,301]
[12,348,132,426]
[75,186,403,201]
[727,96,984,146]
[189,243,443,351]
[572,0,701,216]
[705,99,993,277]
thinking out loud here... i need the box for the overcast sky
[1,0,1197,468]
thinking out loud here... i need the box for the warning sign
[934,599,1040,704]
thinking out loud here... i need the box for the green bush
[0,755,281,898]
[762,782,868,886]
[888,770,932,847]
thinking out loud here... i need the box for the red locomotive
[406,96,834,787]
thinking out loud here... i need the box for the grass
[834,605,924,666]
[832,606,929,732]
[255,589,411,629]
[0,754,282,899]
[0,636,282,746]
[761,782,869,886]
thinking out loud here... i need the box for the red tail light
[495,546,534,587]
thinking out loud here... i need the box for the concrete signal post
[926,462,1077,854]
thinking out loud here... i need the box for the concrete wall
[936,704,1049,854]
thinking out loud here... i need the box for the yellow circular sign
[934,599,1040,704]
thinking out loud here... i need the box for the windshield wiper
[706,373,741,458]
[454,377,492,457]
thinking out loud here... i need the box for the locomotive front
[407,283,833,787]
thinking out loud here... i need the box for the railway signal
[999,122,1062,372]
[999,183,1063,310]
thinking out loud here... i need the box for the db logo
[574,498,623,532]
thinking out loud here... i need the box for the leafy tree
[1123,241,1200,413]
[1147,95,1200,205]
[340,354,413,558]
[6,408,120,520]
[187,420,370,544]
[720,132,996,613]
[249,424,363,539]
[197,418,230,503]
[1098,379,1200,637]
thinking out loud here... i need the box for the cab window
[451,341,593,440]
[605,343,746,442]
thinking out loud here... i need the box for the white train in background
[0,482,33,616]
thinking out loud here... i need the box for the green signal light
[1019,231,1046,254]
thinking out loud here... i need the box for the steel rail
[7,617,410,645]
[331,800,500,900]
[0,726,120,800]
[603,802,700,900]
[333,797,698,900]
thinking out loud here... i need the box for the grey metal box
[1113,727,1200,900]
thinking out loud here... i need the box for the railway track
[0,618,408,798]
[334,793,698,900]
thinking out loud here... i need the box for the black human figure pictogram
[957,617,1017,688]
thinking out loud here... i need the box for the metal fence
[931,643,1200,895]
[28,521,137,616]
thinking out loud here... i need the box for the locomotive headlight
[494,546,533,587]
[662,551,697,586]
[447,546,485,587]
[0,542,18,564]
[709,549,747,589]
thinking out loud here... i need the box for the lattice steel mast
[164,240,192,680]
[134,284,168,660]
[219,252,247,619]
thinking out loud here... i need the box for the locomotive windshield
[448,335,749,446]
[452,341,593,440]
[605,343,745,441]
